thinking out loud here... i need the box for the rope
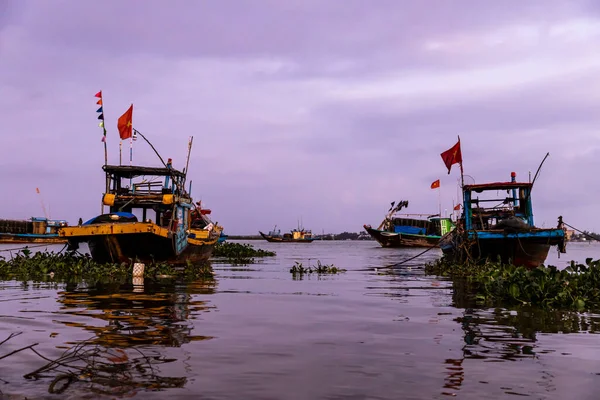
[377,244,439,270]
[0,243,59,253]
[563,222,600,241]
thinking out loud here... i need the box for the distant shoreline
[226,235,374,241]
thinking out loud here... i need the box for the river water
[0,240,599,399]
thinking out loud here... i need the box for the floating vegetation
[211,242,275,265]
[290,260,346,277]
[426,257,600,311]
[0,249,213,283]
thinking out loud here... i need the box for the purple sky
[1,0,600,234]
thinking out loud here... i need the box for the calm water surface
[0,241,599,399]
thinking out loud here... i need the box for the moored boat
[439,172,567,268]
[60,161,221,265]
[0,217,68,244]
[364,200,454,248]
[259,225,315,243]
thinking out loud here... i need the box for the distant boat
[439,172,567,268]
[363,200,454,248]
[0,217,68,244]
[259,225,315,243]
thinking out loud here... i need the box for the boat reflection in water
[439,282,600,398]
[40,277,217,395]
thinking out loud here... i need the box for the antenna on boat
[530,152,550,190]
[182,136,194,192]
[36,187,49,219]
[132,128,168,168]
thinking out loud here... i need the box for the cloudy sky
[1,0,599,234]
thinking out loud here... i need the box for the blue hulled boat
[439,172,567,268]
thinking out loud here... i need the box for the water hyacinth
[290,260,346,277]
[0,249,214,283]
[211,242,275,265]
[426,257,600,311]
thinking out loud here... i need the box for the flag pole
[119,140,122,165]
[438,184,441,217]
[458,135,464,188]
[95,91,107,166]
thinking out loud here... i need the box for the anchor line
[377,244,439,270]
[563,222,600,242]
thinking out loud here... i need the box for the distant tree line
[315,231,372,240]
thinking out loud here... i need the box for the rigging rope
[563,222,600,241]
[376,244,439,270]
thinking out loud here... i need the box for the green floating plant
[211,242,276,265]
[290,260,346,276]
[425,257,600,311]
[0,250,213,283]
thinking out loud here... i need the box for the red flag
[430,179,440,189]
[117,104,133,140]
[453,204,461,210]
[95,91,102,98]
[96,99,102,105]
[440,140,462,174]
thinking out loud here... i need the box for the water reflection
[19,278,219,396]
[443,284,600,397]
[54,278,217,347]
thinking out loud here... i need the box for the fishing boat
[191,203,226,243]
[60,133,222,265]
[0,217,68,244]
[259,225,315,243]
[439,172,567,268]
[363,200,455,248]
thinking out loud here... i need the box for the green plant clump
[290,260,346,276]
[211,242,275,265]
[0,249,213,283]
[426,257,600,311]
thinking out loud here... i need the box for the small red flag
[95,91,102,98]
[453,204,461,210]
[440,140,462,174]
[117,104,133,140]
[430,179,440,189]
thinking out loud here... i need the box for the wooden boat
[60,159,222,265]
[0,217,68,244]
[259,225,315,243]
[364,200,454,248]
[439,172,567,268]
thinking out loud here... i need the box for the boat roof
[103,165,185,179]
[464,182,533,192]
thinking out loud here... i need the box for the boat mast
[182,136,194,194]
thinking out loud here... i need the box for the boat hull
[440,230,565,269]
[259,232,315,243]
[61,222,218,265]
[0,233,67,244]
[364,226,440,248]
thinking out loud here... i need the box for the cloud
[0,0,599,235]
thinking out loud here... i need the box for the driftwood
[1,333,186,396]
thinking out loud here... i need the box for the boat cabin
[462,172,534,231]
[99,161,198,233]
[386,215,454,236]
